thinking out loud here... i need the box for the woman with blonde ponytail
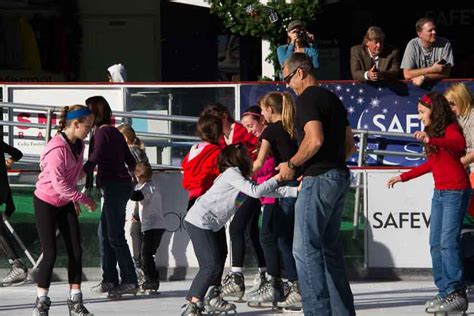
[247,91,302,310]
[33,105,95,316]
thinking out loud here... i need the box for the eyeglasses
[283,67,300,84]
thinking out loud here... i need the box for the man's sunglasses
[283,67,300,83]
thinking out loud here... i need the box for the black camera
[294,28,309,44]
[295,28,306,39]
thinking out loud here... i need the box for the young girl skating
[247,92,302,310]
[181,144,298,316]
[387,92,470,314]
[32,105,96,316]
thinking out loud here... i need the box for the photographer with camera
[277,20,319,79]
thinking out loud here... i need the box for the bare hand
[306,31,315,42]
[431,62,445,73]
[367,65,381,81]
[387,176,402,188]
[288,30,298,43]
[412,75,425,87]
[85,200,97,212]
[74,202,81,216]
[297,175,303,192]
[5,158,14,169]
[276,161,295,181]
[414,131,429,143]
[79,170,86,180]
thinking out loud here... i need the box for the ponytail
[57,106,70,132]
[261,91,296,139]
[281,92,296,139]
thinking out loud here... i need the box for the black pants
[185,222,227,300]
[259,204,281,277]
[0,217,20,261]
[229,196,266,268]
[34,196,82,288]
[141,228,165,282]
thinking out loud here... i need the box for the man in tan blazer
[350,26,401,83]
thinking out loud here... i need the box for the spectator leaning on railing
[350,26,401,84]
[401,17,454,87]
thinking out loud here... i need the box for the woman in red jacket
[387,92,470,314]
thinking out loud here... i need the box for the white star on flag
[370,97,381,108]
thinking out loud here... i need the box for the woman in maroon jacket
[387,92,470,314]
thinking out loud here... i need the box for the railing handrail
[0,101,198,123]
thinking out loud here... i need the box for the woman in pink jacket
[32,105,96,316]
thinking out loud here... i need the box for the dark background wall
[161,1,474,82]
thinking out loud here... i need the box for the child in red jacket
[182,114,223,210]
[387,92,470,314]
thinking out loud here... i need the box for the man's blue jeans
[430,189,470,297]
[293,169,355,316]
[99,181,137,285]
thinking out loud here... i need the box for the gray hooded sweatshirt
[185,167,298,232]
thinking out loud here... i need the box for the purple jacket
[35,134,92,207]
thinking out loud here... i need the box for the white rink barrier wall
[364,169,434,269]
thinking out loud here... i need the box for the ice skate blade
[425,310,468,315]
[205,306,237,315]
[247,301,279,309]
[107,292,138,299]
[222,296,244,303]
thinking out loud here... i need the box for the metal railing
[2,101,427,237]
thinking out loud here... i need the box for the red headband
[241,111,262,118]
[419,94,433,108]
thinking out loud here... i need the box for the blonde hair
[363,26,385,45]
[444,83,474,117]
[260,92,296,138]
[117,123,144,149]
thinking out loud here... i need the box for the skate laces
[37,297,51,312]
[6,266,23,279]
[72,302,90,315]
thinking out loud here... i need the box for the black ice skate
[221,272,245,302]
[277,280,302,311]
[32,296,51,316]
[67,293,94,316]
[247,277,284,309]
[2,259,27,286]
[181,301,203,316]
[107,283,138,298]
[204,285,237,314]
[140,279,160,294]
[427,290,468,315]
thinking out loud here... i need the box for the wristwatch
[287,160,297,170]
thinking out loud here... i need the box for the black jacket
[0,141,23,217]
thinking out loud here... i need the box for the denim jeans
[430,189,470,297]
[100,181,137,285]
[185,222,228,300]
[293,169,355,316]
[275,180,298,282]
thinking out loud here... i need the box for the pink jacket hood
[35,134,92,207]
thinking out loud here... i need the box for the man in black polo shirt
[278,53,356,316]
